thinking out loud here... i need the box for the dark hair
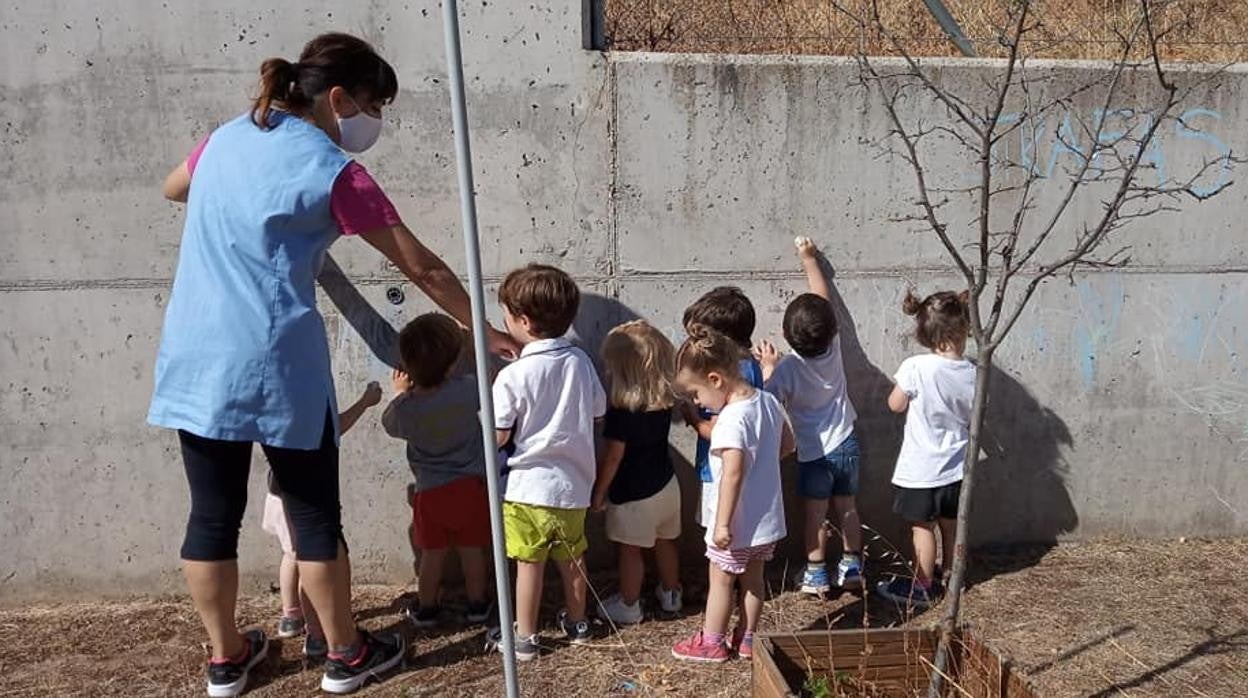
[783,293,838,358]
[398,313,464,389]
[682,286,756,349]
[677,324,745,378]
[252,32,398,129]
[498,264,580,339]
[902,289,970,351]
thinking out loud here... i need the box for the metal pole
[921,0,978,57]
[439,2,521,696]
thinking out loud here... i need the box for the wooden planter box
[753,627,1038,697]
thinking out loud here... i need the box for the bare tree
[831,0,1237,694]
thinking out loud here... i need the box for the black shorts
[892,481,962,523]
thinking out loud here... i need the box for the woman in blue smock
[149,33,518,697]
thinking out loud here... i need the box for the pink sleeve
[330,162,402,236]
[185,136,210,177]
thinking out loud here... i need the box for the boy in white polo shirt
[491,264,606,661]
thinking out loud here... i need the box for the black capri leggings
[179,412,344,562]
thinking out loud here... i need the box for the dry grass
[604,0,1248,62]
[0,538,1244,696]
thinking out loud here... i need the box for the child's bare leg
[910,523,938,584]
[298,585,323,638]
[554,555,589,621]
[739,559,766,634]
[459,547,488,604]
[937,517,956,581]
[653,538,681,592]
[803,498,830,563]
[515,560,544,637]
[703,562,736,636]
[279,552,301,617]
[418,548,448,609]
[831,496,862,553]
[617,544,645,605]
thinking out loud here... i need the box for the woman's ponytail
[252,58,300,129]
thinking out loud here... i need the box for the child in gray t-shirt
[383,313,492,628]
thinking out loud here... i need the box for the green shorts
[503,501,588,563]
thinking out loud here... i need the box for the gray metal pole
[439,2,521,696]
[921,0,978,57]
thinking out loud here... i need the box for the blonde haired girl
[592,320,685,624]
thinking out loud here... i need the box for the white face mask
[335,99,382,153]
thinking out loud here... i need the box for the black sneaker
[557,609,593,645]
[320,631,407,694]
[464,600,494,625]
[303,634,328,663]
[206,629,268,697]
[406,604,441,629]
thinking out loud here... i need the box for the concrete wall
[2,4,1244,601]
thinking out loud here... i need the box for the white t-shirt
[704,390,788,548]
[764,335,857,462]
[892,353,977,488]
[493,337,606,509]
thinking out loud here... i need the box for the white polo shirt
[493,337,606,509]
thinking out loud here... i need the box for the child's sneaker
[874,578,934,609]
[206,629,269,698]
[557,609,593,644]
[320,631,407,694]
[277,615,306,639]
[836,557,864,589]
[800,564,832,595]
[671,631,730,663]
[598,594,643,625]
[730,627,753,660]
[303,634,328,663]
[485,624,540,661]
[654,585,684,614]
[406,604,440,629]
[464,600,494,625]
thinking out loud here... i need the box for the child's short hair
[601,320,676,412]
[682,286,756,348]
[398,313,464,388]
[676,324,744,378]
[498,264,580,339]
[902,289,970,350]
[783,294,838,358]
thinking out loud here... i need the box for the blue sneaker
[800,564,831,595]
[874,577,934,609]
[836,557,864,589]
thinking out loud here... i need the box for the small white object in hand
[794,236,809,248]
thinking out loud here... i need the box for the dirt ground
[1,538,1244,697]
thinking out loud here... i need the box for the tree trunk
[927,346,993,697]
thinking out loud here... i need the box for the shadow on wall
[319,264,1078,593]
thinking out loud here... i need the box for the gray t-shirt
[382,372,485,493]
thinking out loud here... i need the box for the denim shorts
[797,432,861,499]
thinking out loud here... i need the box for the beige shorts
[261,493,294,555]
[606,476,681,548]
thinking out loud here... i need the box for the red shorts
[409,477,491,550]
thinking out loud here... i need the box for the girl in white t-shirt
[671,326,794,663]
[878,290,977,609]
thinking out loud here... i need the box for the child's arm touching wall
[713,448,746,548]
[381,371,415,439]
[592,439,626,512]
[755,340,782,383]
[796,236,831,301]
[339,381,383,436]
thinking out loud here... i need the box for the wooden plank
[768,635,937,653]
[752,638,796,698]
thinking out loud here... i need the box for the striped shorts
[705,542,777,575]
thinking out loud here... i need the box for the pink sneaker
[671,631,730,663]
[731,627,753,659]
